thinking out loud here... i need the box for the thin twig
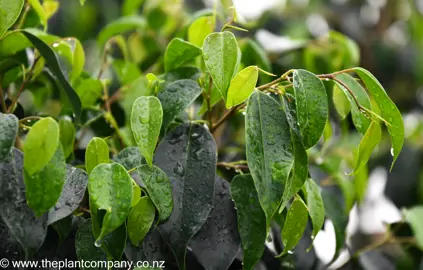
[217,162,249,170]
[15,3,31,30]
[211,103,245,133]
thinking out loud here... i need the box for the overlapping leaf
[127,197,155,246]
[0,113,18,160]
[226,66,258,108]
[164,38,202,71]
[85,137,109,175]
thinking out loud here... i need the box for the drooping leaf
[157,79,202,132]
[190,177,241,270]
[164,38,202,72]
[332,84,350,119]
[23,117,59,175]
[302,178,324,239]
[115,146,144,170]
[85,137,109,175]
[130,96,163,166]
[0,0,24,37]
[128,196,156,246]
[246,90,293,227]
[353,121,381,174]
[137,165,173,222]
[0,149,48,256]
[21,31,82,120]
[155,123,216,270]
[353,67,404,169]
[24,144,67,217]
[98,16,146,45]
[203,31,239,100]
[48,165,88,224]
[293,69,328,148]
[403,206,423,250]
[230,174,266,270]
[226,66,258,108]
[280,197,308,256]
[188,15,215,47]
[0,113,18,160]
[88,163,133,243]
[59,117,75,158]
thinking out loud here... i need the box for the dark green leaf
[353,121,381,174]
[59,117,75,158]
[226,65,258,108]
[52,215,73,245]
[403,206,423,250]
[125,228,167,263]
[128,196,155,246]
[101,223,127,260]
[85,137,109,175]
[115,146,144,170]
[0,0,24,36]
[230,174,266,270]
[293,69,328,148]
[98,16,146,45]
[0,113,18,160]
[155,123,216,270]
[164,38,202,72]
[302,179,324,239]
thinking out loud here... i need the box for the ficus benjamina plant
[1,1,420,270]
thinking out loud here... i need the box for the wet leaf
[188,15,215,47]
[59,117,75,158]
[101,223,127,260]
[85,137,109,175]
[98,16,146,45]
[203,31,239,100]
[128,197,156,246]
[353,121,381,174]
[302,179,324,239]
[164,38,202,72]
[230,174,266,270]
[51,215,73,245]
[125,228,167,263]
[332,84,350,119]
[154,123,216,270]
[226,65,258,108]
[293,69,328,148]
[130,96,163,166]
[0,113,18,160]
[0,0,24,37]
[403,206,423,250]
[115,147,144,170]
[137,165,173,222]
[131,183,141,207]
[190,177,241,270]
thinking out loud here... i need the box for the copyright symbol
[0,258,9,268]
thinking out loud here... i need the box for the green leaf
[68,37,85,84]
[0,0,24,37]
[130,96,163,167]
[112,59,142,84]
[100,223,127,260]
[52,215,73,245]
[128,196,156,246]
[332,84,350,119]
[154,123,216,270]
[28,0,47,28]
[403,206,423,250]
[164,38,202,72]
[88,163,133,243]
[188,15,215,47]
[353,121,381,174]
[157,79,202,132]
[246,90,294,227]
[280,197,308,256]
[190,177,240,270]
[230,174,266,270]
[98,16,146,45]
[122,0,145,16]
[75,78,103,108]
[334,73,371,134]
[131,183,141,207]
[226,66,258,108]
[115,147,144,170]
[137,165,172,222]
[21,31,82,120]
[79,0,87,5]
[302,178,324,240]
[59,117,75,158]
[124,228,167,263]
[0,113,18,161]
[23,117,59,176]
[293,69,328,148]
[352,67,404,169]
[203,31,239,100]
[85,137,109,175]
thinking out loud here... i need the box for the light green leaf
[131,183,141,207]
[128,196,155,246]
[203,31,239,100]
[112,59,142,84]
[28,0,47,28]
[59,117,75,158]
[75,78,103,108]
[403,206,423,250]
[88,163,133,243]
[85,137,109,175]
[188,15,215,47]
[332,84,350,119]
[122,0,144,16]
[98,16,146,45]
[164,38,202,72]
[293,69,328,148]
[68,38,85,84]
[226,66,258,108]
[0,0,24,37]
[0,113,19,160]
[353,121,381,174]
[230,174,266,270]
[130,96,163,166]
[79,0,87,5]
[302,178,324,239]
[23,117,59,176]
[137,165,173,222]
[353,67,404,169]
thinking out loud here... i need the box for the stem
[211,103,245,133]
[256,69,293,91]
[19,116,42,123]
[217,161,249,170]
[0,77,7,112]
[15,3,31,30]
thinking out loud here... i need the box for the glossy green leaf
[85,137,109,175]
[98,16,146,45]
[164,38,202,72]
[353,67,404,169]
[0,113,18,160]
[203,31,239,100]
[128,196,156,246]
[188,15,215,47]
[226,66,258,108]
[403,206,423,250]
[24,144,67,217]
[115,147,144,170]
[332,84,350,119]
[59,117,75,158]
[0,0,24,37]
[131,183,141,207]
[23,117,59,176]
[137,165,172,222]
[281,197,308,255]
[68,37,85,83]
[88,163,133,243]
[101,223,127,260]
[130,96,163,166]
[155,123,216,270]
[302,178,324,239]
[75,78,103,108]
[21,30,82,120]
[353,121,381,174]
[157,79,202,132]
[293,69,328,148]
[246,90,294,227]
[230,174,266,270]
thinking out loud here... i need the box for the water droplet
[94,239,102,247]
[390,148,394,156]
